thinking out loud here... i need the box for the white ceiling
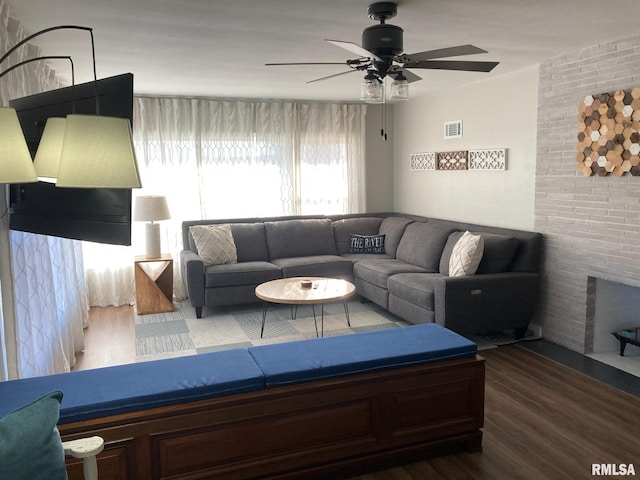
[5,0,640,102]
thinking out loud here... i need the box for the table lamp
[133,195,170,258]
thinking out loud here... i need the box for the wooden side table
[134,254,175,315]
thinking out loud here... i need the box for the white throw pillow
[449,231,484,277]
[189,224,238,266]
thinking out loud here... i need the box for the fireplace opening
[587,277,640,377]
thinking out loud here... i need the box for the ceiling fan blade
[265,62,348,66]
[306,69,359,84]
[405,60,499,73]
[388,66,422,83]
[325,39,382,61]
[398,44,488,63]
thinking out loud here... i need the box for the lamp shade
[133,195,171,222]
[0,107,37,184]
[56,114,142,188]
[33,117,66,182]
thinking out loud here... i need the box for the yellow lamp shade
[33,117,66,182]
[0,107,37,184]
[56,114,142,188]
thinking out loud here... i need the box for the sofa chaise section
[382,219,542,337]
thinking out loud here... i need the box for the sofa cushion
[204,261,282,288]
[0,349,266,424]
[396,222,454,272]
[265,219,337,259]
[350,234,385,254]
[0,391,67,480]
[476,234,519,274]
[353,258,428,288]
[387,273,442,310]
[332,217,384,254]
[228,223,270,262]
[439,231,463,276]
[449,231,484,277]
[190,224,238,266]
[341,252,393,262]
[271,255,353,278]
[440,231,520,275]
[248,323,477,387]
[379,216,414,257]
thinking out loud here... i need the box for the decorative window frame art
[410,152,436,171]
[411,149,508,171]
[577,87,640,177]
[437,150,468,170]
[468,149,507,170]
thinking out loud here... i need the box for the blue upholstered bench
[249,323,477,386]
[0,348,265,424]
[0,323,477,425]
[0,323,483,480]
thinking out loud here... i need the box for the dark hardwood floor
[77,307,640,479]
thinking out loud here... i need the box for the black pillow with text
[350,234,386,254]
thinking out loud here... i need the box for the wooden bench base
[63,356,484,480]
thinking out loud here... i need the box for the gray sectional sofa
[181,213,542,337]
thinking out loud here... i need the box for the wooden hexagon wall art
[410,152,436,171]
[577,87,640,177]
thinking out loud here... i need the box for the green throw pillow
[0,390,67,480]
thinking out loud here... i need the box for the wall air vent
[444,120,463,139]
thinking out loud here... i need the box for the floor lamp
[134,196,171,258]
[0,25,142,189]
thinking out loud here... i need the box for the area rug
[134,299,410,362]
[134,299,539,362]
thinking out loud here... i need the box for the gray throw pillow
[189,224,238,266]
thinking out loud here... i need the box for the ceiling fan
[266,2,499,102]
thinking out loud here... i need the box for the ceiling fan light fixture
[389,73,409,101]
[361,73,384,103]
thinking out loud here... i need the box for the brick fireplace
[535,34,640,354]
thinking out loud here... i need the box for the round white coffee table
[255,277,356,338]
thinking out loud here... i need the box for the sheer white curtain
[83,97,366,305]
[296,103,366,214]
[10,232,87,378]
[0,0,85,379]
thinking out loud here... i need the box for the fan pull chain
[381,90,388,141]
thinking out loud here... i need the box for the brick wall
[535,35,640,353]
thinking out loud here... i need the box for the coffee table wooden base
[255,277,356,338]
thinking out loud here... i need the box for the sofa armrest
[434,272,539,335]
[180,249,205,311]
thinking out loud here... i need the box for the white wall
[392,65,539,231]
[364,104,395,212]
